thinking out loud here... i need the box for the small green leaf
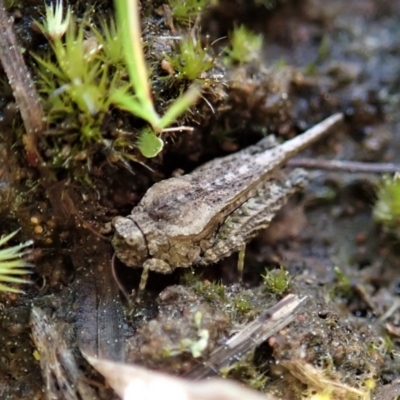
[137,129,164,158]
[110,88,161,128]
[160,85,200,129]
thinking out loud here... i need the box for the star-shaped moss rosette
[0,230,33,293]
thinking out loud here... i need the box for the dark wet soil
[1,0,400,399]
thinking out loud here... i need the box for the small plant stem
[287,158,400,174]
[114,0,161,129]
[0,0,46,162]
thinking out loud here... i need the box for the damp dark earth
[1,1,400,399]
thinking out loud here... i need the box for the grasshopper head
[112,216,148,267]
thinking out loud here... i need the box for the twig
[287,158,400,174]
[0,1,45,163]
[184,294,307,380]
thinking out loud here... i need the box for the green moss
[33,0,201,172]
[33,8,123,169]
[262,266,290,294]
[224,24,263,65]
[373,174,400,239]
[180,271,259,324]
[332,266,352,297]
[233,296,253,314]
[165,36,215,81]
[92,19,125,66]
[169,0,210,26]
[181,271,226,302]
[195,280,226,302]
[220,352,268,390]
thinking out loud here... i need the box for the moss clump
[331,266,352,298]
[164,36,215,81]
[169,0,211,26]
[262,266,290,294]
[180,271,260,324]
[373,174,400,239]
[33,6,128,170]
[33,0,200,173]
[190,279,226,303]
[224,24,263,65]
[220,352,268,391]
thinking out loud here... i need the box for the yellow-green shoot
[111,0,200,157]
[0,230,33,293]
[164,36,214,81]
[169,0,210,26]
[373,174,400,239]
[224,25,263,65]
[262,266,290,295]
[34,2,117,152]
[36,0,71,40]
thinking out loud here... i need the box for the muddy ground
[1,0,400,399]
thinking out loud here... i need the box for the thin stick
[184,294,307,380]
[287,158,400,174]
[161,126,194,133]
[0,1,45,153]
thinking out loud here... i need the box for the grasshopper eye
[112,217,148,267]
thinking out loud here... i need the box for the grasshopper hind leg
[201,169,307,269]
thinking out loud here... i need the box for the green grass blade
[160,85,200,129]
[111,89,156,122]
[114,0,160,129]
